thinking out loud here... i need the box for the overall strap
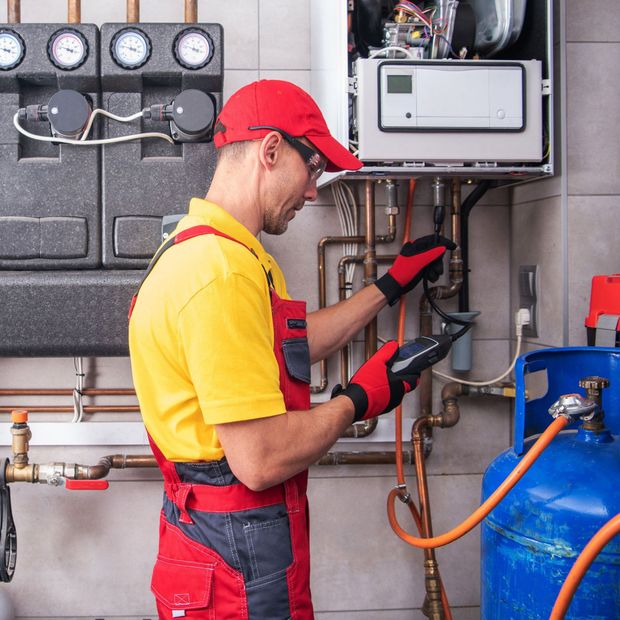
[128,224,273,319]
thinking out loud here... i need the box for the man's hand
[331,341,418,422]
[375,235,456,305]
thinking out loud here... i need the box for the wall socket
[519,264,539,338]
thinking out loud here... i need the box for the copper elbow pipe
[185,0,197,23]
[75,454,157,479]
[127,0,139,23]
[68,0,80,23]
[7,0,20,23]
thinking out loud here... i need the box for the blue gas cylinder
[481,347,620,619]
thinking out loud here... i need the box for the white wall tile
[258,69,311,91]
[258,0,310,69]
[200,0,259,70]
[567,195,620,345]
[9,482,160,616]
[223,69,259,102]
[567,42,620,195]
[567,1,620,43]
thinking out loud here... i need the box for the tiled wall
[0,1,593,618]
[511,0,620,353]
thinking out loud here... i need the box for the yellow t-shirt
[128,198,288,461]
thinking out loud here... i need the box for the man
[129,80,453,620]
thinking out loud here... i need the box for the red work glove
[331,341,419,422]
[376,235,456,305]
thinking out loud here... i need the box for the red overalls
[129,225,313,619]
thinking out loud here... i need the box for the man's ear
[258,131,283,172]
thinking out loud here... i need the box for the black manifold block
[0,22,224,355]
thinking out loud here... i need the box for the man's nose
[304,179,318,202]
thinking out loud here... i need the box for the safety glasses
[248,125,327,182]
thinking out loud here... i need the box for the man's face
[263,138,324,235]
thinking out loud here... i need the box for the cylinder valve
[579,375,609,430]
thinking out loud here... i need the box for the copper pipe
[0,405,140,413]
[419,179,464,434]
[337,254,397,387]
[6,451,416,484]
[413,416,445,620]
[315,204,397,394]
[127,0,139,23]
[317,450,413,465]
[185,0,197,23]
[7,0,20,23]
[68,0,80,23]
[0,388,136,396]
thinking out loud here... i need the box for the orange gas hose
[393,179,452,620]
[388,415,569,549]
[549,512,620,619]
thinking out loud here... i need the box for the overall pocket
[155,516,248,620]
[281,337,311,384]
[151,556,215,619]
[242,514,294,582]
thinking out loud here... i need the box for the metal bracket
[541,79,551,95]
[348,76,358,93]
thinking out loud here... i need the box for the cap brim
[306,134,363,173]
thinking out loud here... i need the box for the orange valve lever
[65,479,109,491]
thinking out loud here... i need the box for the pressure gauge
[0,30,25,71]
[110,28,151,70]
[173,28,214,70]
[48,28,89,71]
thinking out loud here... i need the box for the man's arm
[306,284,386,364]
[216,396,354,491]
[216,340,418,491]
[306,235,456,363]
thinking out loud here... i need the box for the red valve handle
[65,479,109,491]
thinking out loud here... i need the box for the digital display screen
[399,341,427,357]
[387,74,412,94]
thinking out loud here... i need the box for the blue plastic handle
[514,346,620,454]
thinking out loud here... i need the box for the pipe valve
[548,393,597,421]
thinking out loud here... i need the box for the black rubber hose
[458,181,494,312]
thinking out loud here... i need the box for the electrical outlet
[519,265,538,338]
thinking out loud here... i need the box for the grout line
[560,0,569,346]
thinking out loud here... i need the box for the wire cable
[80,108,144,141]
[13,112,174,146]
[433,335,522,386]
[368,46,417,59]
[387,415,569,549]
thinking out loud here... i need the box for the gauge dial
[173,28,214,70]
[48,29,88,70]
[111,28,151,70]
[0,30,25,71]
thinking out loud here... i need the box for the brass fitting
[423,559,445,619]
[5,462,37,483]
[579,376,609,431]
[10,409,31,469]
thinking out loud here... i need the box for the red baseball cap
[214,80,362,173]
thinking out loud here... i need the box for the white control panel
[379,62,525,131]
[354,58,543,163]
